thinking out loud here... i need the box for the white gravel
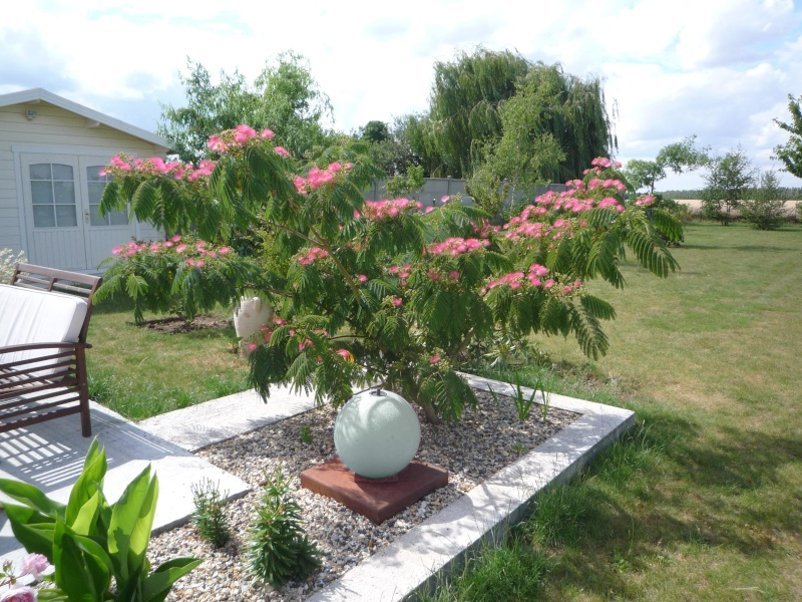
[148,389,579,601]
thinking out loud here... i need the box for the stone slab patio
[0,401,251,565]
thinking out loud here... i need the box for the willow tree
[405,50,615,191]
[410,49,530,177]
[466,63,615,214]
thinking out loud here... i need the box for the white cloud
[2,0,802,188]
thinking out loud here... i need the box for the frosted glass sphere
[333,389,421,479]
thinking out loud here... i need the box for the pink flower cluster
[357,198,418,220]
[207,124,276,153]
[471,219,501,239]
[102,155,217,183]
[111,235,231,270]
[297,246,329,266]
[426,268,460,283]
[635,194,656,207]
[293,162,352,194]
[590,157,622,169]
[503,209,575,241]
[484,263,572,293]
[388,263,412,286]
[428,237,490,256]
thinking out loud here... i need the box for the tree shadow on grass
[518,406,801,599]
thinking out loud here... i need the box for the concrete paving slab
[0,402,250,564]
[138,385,316,452]
[309,374,635,601]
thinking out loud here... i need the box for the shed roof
[0,88,170,150]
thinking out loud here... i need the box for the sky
[2,0,802,190]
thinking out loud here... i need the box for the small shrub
[192,479,231,548]
[0,248,25,284]
[0,440,199,600]
[96,235,264,324]
[299,424,313,445]
[741,170,787,230]
[247,468,320,586]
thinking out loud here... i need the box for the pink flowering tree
[101,127,681,421]
[94,235,263,324]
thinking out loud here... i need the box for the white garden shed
[0,88,168,272]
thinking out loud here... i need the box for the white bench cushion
[0,283,88,367]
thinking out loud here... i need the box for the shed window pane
[109,209,129,225]
[54,181,76,205]
[33,205,55,228]
[55,205,77,227]
[29,164,51,180]
[31,181,52,204]
[88,205,106,226]
[52,164,73,180]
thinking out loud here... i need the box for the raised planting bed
[147,374,634,601]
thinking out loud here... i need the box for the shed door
[21,153,133,271]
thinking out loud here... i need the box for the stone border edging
[308,374,635,601]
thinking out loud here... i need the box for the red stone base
[300,458,448,525]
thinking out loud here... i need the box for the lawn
[428,221,802,600]
[84,222,802,599]
[86,299,250,420]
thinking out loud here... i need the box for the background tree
[773,94,802,179]
[358,118,420,176]
[625,136,710,194]
[702,149,756,225]
[404,50,614,199]
[158,61,259,162]
[413,49,531,178]
[740,170,788,230]
[159,53,333,162]
[253,51,333,159]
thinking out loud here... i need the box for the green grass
[86,297,249,420]
[427,222,802,601]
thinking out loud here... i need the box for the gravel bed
[149,389,580,601]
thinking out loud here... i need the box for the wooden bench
[0,264,101,437]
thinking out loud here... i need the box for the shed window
[30,163,78,228]
[87,166,128,226]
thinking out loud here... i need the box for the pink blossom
[391,297,403,307]
[297,246,329,266]
[112,245,123,255]
[0,586,37,602]
[335,348,352,360]
[207,134,227,153]
[440,195,450,203]
[219,246,230,255]
[429,354,441,364]
[428,237,489,256]
[246,342,259,353]
[448,271,460,281]
[233,124,257,144]
[427,269,440,281]
[272,317,287,326]
[635,194,655,207]
[358,274,368,283]
[176,244,187,253]
[530,263,549,278]
[298,338,313,351]
[260,128,275,139]
[544,278,555,289]
[361,198,418,221]
[20,553,49,578]
[274,146,290,158]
